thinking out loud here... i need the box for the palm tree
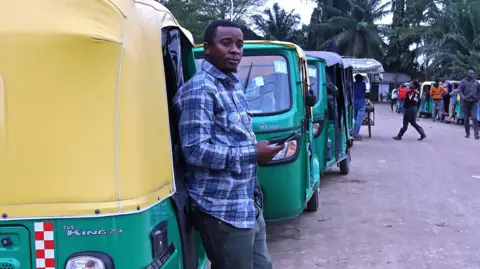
[409,0,480,79]
[315,0,391,59]
[252,3,303,43]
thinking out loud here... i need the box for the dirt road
[267,104,480,269]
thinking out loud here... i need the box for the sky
[266,0,393,25]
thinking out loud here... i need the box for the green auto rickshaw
[306,51,353,176]
[419,81,433,118]
[194,41,321,220]
[0,1,207,268]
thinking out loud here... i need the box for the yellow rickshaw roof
[0,0,190,219]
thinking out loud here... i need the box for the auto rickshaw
[443,80,460,122]
[419,81,434,118]
[0,1,207,268]
[306,52,353,175]
[194,41,320,220]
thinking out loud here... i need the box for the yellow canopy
[0,0,193,219]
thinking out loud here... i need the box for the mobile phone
[273,132,298,146]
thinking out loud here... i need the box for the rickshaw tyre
[306,187,319,212]
[339,156,350,175]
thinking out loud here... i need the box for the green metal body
[0,199,207,269]
[193,44,320,222]
[307,57,350,174]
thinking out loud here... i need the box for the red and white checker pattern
[34,222,55,269]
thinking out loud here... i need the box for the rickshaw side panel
[0,199,185,269]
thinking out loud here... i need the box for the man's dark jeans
[191,208,272,269]
[462,101,479,137]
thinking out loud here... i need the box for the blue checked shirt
[174,60,259,229]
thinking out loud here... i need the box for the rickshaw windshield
[238,55,291,115]
[308,64,319,98]
[195,56,292,115]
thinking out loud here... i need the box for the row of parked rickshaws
[0,1,368,269]
[194,43,357,220]
[419,81,480,125]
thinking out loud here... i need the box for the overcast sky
[266,0,393,25]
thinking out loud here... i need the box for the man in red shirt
[397,83,408,114]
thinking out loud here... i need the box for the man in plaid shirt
[174,20,284,269]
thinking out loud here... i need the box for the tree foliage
[251,3,303,43]
[156,0,265,42]
[308,0,391,60]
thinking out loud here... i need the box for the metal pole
[230,0,234,20]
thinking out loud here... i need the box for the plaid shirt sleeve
[176,83,257,174]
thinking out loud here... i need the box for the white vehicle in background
[343,57,384,94]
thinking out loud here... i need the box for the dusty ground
[267,104,480,269]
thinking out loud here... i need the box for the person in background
[448,83,459,123]
[393,80,427,141]
[353,74,367,140]
[391,87,398,112]
[458,68,480,139]
[174,20,283,269]
[430,78,448,122]
[442,80,451,118]
[397,83,408,114]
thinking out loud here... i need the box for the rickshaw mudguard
[0,1,207,268]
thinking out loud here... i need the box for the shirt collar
[201,60,240,85]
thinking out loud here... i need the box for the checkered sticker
[34,222,55,269]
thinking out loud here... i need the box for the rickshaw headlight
[272,140,297,161]
[312,123,321,136]
[65,256,105,269]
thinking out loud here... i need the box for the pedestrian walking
[353,74,367,140]
[448,84,459,123]
[430,78,448,122]
[391,88,398,112]
[393,80,427,141]
[458,68,480,139]
[174,20,283,269]
[397,83,408,114]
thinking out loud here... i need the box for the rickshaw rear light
[65,252,114,269]
[272,140,297,161]
[65,256,105,269]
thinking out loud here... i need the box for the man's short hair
[204,20,242,45]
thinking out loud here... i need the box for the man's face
[204,26,243,73]
[468,70,475,79]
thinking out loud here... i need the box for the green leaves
[310,0,390,59]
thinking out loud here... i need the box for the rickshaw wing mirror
[305,89,317,107]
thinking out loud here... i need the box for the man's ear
[204,42,211,55]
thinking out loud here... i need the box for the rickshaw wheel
[306,187,319,212]
[339,155,351,175]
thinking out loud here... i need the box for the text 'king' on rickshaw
[0,1,207,268]
[194,41,321,221]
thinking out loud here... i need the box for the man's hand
[256,140,285,165]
